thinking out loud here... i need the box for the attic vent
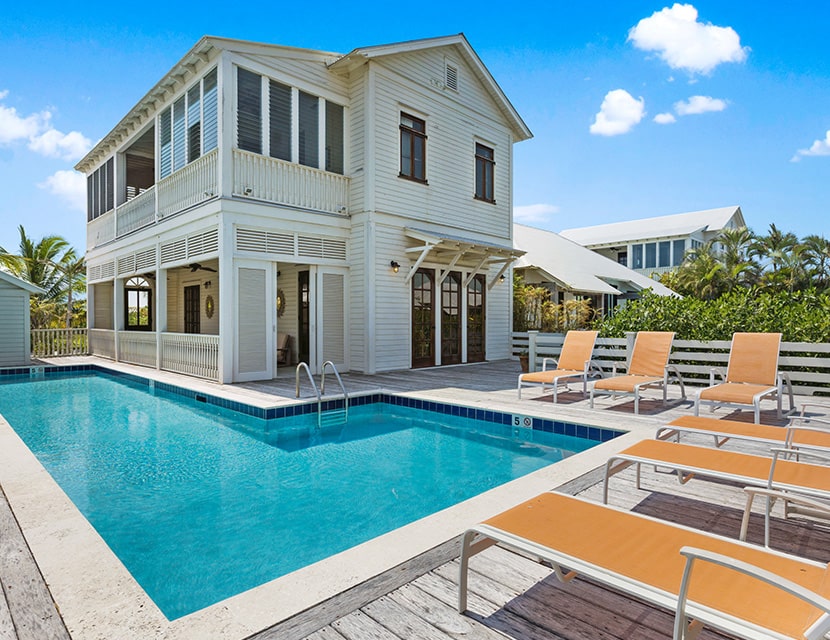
[445,63,458,91]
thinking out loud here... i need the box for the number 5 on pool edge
[513,415,532,428]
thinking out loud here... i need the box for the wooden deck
[2,358,830,639]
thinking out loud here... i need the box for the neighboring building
[513,223,676,316]
[76,34,531,383]
[0,271,43,367]
[559,206,745,278]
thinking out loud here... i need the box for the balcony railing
[116,187,156,237]
[233,149,349,215]
[89,329,115,359]
[31,329,88,357]
[119,331,158,367]
[87,212,115,249]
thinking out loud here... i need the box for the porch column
[155,267,167,370]
[218,222,234,383]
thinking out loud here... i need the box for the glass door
[441,272,462,365]
[411,268,435,368]
[467,274,485,362]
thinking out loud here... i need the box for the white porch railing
[157,150,218,218]
[161,333,219,380]
[514,331,830,396]
[116,187,156,237]
[31,329,88,357]
[233,149,349,215]
[87,211,115,249]
[89,329,116,359]
[119,331,158,367]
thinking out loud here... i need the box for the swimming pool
[0,368,621,619]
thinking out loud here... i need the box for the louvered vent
[100,261,115,279]
[236,228,295,255]
[136,247,157,270]
[445,63,458,91]
[297,236,324,258]
[323,238,347,260]
[88,264,102,281]
[117,255,136,276]
[188,228,219,259]
[161,238,188,264]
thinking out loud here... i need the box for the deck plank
[360,595,456,640]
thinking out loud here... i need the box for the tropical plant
[0,225,86,328]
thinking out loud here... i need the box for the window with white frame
[87,157,114,221]
[158,68,219,179]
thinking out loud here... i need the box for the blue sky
[1,1,827,254]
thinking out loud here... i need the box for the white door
[234,263,274,381]
[317,267,348,372]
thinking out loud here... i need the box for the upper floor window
[645,242,657,269]
[159,68,218,179]
[672,239,686,266]
[235,67,344,175]
[87,157,114,221]
[399,113,426,182]
[474,143,495,203]
[658,241,671,267]
[632,244,643,269]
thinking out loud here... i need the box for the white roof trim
[0,270,45,294]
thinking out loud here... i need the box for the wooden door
[467,274,485,362]
[441,271,462,365]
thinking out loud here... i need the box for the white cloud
[654,112,677,124]
[590,89,645,136]
[29,129,92,161]
[39,170,87,212]
[0,90,91,161]
[791,130,830,162]
[628,3,748,74]
[514,203,560,224]
[674,95,727,115]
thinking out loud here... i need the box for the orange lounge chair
[590,331,685,414]
[458,492,830,639]
[694,332,794,423]
[517,330,601,402]
[656,414,830,454]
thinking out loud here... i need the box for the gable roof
[513,224,677,297]
[559,206,744,248]
[329,33,532,142]
[0,270,45,294]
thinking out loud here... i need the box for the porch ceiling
[403,227,525,289]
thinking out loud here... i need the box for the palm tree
[675,240,726,300]
[751,223,799,274]
[0,225,84,328]
[801,234,830,291]
[717,227,761,291]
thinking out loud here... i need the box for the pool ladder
[295,361,349,428]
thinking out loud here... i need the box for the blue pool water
[0,372,601,619]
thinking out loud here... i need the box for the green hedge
[595,289,830,342]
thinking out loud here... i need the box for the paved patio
[2,357,829,639]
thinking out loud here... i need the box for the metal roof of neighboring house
[0,270,45,294]
[559,206,744,248]
[513,223,678,297]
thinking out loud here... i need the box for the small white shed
[0,270,44,367]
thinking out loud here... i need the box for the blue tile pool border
[0,364,625,444]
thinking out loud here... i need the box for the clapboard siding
[0,289,27,366]
[373,221,412,371]
[368,50,513,239]
[486,267,511,360]
[347,72,366,214]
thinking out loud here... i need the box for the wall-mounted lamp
[204,280,212,289]
[390,260,400,273]
[499,274,506,284]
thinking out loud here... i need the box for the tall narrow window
[172,96,186,171]
[125,277,152,331]
[400,113,426,182]
[184,285,201,334]
[658,241,671,267]
[632,244,643,269]
[645,242,657,269]
[269,80,292,161]
[298,91,319,168]
[672,239,686,266]
[202,68,218,153]
[186,84,201,163]
[474,143,495,202]
[237,68,262,153]
[159,107,172,178]
[325,101,344,174]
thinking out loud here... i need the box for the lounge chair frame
[589,331,685,414]
[458,492,830,640]
[517,356,603,402]
[518,331,602,402]
[693,333,795,423]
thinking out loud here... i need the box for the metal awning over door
[403,227,525,290]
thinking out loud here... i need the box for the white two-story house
[77,34,531,383]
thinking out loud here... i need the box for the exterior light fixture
[499,274,506,283]
[390,260,400,273]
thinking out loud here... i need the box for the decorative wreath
[205,295,215,319]
[276,288,286,317]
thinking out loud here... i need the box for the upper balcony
[87,149,350,250]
